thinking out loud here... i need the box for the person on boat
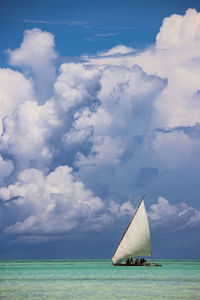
[126,258,130,265]
[135,258,139,265]
[140,258,146,265]
[130,258,133,265]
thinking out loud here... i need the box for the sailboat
[112,195,161,266]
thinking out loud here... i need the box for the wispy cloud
[96,32,119,37]
[84,37,96,42]
[69,21,88,27]
[21,19,88,27]
[22,19,57,24]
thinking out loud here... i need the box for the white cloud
[97,44,134,56]
[73,64,166,168]
[63,126,93,145]
[0,99,61,169]
[69,9,200,203]
[0,155,14,186]
[149,197,177,222]
[149,197,200,229]
[85,9,200,129]
[156,9,200,50]
[119,201,135,215]
[0,68,34,134]
[153,129,200,170]
[0,166,104,236]
[182,208,200,227]
[54,63,101,111]
[8,28,57,101]
[0,9,200,245]
[96,33,119,38]
[76,135,125,167]
[0,162,137,241]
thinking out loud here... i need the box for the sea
[0,259,199,299]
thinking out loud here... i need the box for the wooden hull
[114,263,162,267]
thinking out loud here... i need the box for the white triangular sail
[112,197,151,264]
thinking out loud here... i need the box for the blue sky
[1,0,200,60]
[0,0,200,259]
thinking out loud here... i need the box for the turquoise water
[0,260,199,299]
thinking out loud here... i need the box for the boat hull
[114,263,162,267]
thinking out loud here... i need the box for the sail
[112,198,151,264]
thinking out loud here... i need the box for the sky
[0,0,200,259]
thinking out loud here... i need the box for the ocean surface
[0,259,199,299]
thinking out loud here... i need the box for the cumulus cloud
[54,63,101,111]
[149,197,177,224]
[0,68,34,134]
[0,166,104,236]
[63,126,93,146]
[72,65,166,169]
[0,99,61,170]
[0,155,14,186]
[0,165,135,241]
[86,9,200,128]
[156,8,200,50]
[75,8,200,203]
[97,44,134,56]
[8,28,57,101]
[0,9,200,247]
[152,129,200,170]
[148,197,200,230]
